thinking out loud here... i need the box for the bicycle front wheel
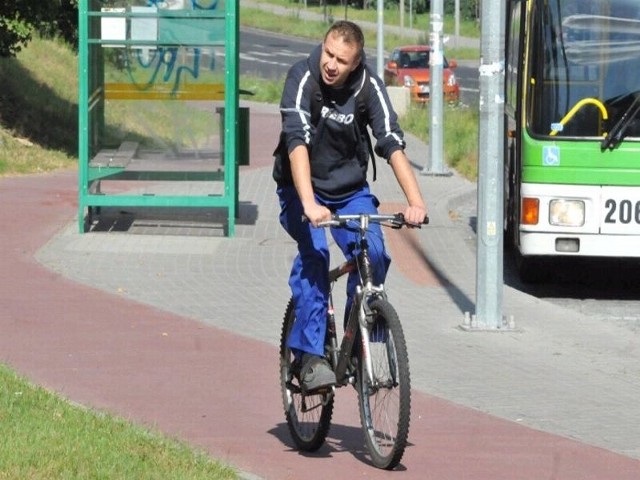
[279,299,334,452]
[356,298,411,469]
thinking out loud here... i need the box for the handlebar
[304,213,429,229]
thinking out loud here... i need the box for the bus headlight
[549,199,585,227]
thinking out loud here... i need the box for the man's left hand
[403,205,428,227]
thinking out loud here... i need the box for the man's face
[319,32,361,87]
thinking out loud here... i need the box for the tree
[0,1,78,57]
[444,0,480,21]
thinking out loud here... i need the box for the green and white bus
[505,0,640,281]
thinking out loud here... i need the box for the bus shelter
[78,0,241,236]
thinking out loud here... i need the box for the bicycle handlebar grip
[302,214,343,228]
[396,213,429,227]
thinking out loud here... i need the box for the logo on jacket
[321,106,355,125]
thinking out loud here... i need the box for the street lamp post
[376,0,384,78]
[422,0,449,176]
[466,0,513,330]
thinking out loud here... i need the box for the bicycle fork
[327,285,384,388]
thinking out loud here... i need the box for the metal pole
[466,0,512,330]
[455,0,460,49]
[78,0,89,233]
[410,0,414,29]
[376,0,384,78]
[400,0,405,30]
[224,0,239,237]
[421,0,450,176]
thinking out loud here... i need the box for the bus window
[528,0,640,138]
[601,2,640,136]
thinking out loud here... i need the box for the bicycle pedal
[303,383,335,395]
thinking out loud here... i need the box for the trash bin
[216,107,250,166]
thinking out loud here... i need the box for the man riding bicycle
[273,21,428,393]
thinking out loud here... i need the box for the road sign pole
[464,0,514,330]
[376,0,384,78]
[422,0,450,177]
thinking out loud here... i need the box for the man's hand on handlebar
[303,202,332,227]
[403,205,428,227]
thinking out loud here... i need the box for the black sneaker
[299,354,336,393]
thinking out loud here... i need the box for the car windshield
[397,51,433,69]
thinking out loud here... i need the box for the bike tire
[356,298,411,470]
[279,298,334,452]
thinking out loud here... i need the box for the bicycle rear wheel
[356,298,411,469]
[279,299,334,451]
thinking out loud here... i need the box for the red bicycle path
[1,171,640,479]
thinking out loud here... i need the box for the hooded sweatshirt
[273,44,406,200]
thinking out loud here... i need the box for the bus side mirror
[448,59,458,69]
[386,61,398,70]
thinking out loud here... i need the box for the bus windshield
[529,0,640,139]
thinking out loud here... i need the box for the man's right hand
[303,202,332,227]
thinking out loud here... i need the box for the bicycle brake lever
[390,213,405,229]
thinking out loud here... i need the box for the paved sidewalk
[1,101,640,479]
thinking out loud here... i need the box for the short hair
[324,20,365,54]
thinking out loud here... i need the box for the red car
[383,45,460,104]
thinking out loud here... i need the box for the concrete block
[386,86,411,117]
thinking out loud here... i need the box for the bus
[504,0,640,282]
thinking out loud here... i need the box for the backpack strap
[309,79,324,126]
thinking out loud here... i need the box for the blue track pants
[277,185,391,356]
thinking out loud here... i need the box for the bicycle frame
[322,214,392,387]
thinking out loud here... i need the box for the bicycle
[278,212,428,470]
